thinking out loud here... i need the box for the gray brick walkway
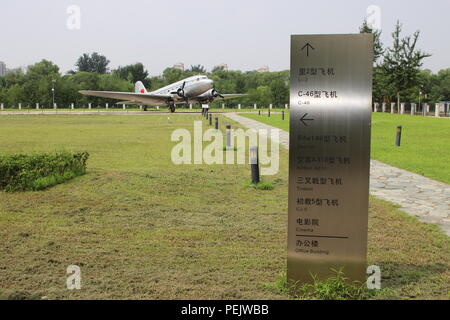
[224,113,450,236]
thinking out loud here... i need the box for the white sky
[1,0,448,75]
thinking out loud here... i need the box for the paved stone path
[224,113,450,236]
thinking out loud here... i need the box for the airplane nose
[207,79,214,88]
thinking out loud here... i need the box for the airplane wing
[117,101,139,105]
[218,94,247,100]
[79,90,171,106]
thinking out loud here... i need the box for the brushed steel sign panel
[288,34,373,283]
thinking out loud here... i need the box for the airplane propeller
[211,88,224,99]
[171,81,186,99]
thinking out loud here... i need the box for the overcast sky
[1,0,448,75]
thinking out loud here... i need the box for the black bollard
[282,110,285,120]
[226,125,231,149]
[268,109,271,117]
[250,146,260,184]
[395,125,402,146]
[209,113,212,126]
[258,110,261,116]
[215,117,218,130]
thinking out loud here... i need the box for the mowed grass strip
[240,112,450,184]
[0,114,448,300]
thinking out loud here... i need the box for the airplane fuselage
[152,75,213,102]
[79,74,245,112]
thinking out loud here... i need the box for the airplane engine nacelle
[203,89,220,100]
[198,88,223,103]
[210,89,220,98]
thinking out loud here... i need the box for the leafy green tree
[359,20,384,64]
[270,79,289,107]
[161,67,185,86]
[75,52,110,74]
[433,69,450,101]
[21,60,60,106]
[114,63,149,87]
[372,66,395,103]
[0,87,7,105]
[6,84,24,107]
[56,75,81,106]
[211,65,227,73]
[382,21,431,107]
[187,64,206,73]
[248,86,272,107]
[70,72,101,90]
[2,69,25,88]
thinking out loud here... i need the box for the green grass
[240,112,450,184]
[0,114,448,299]
[264,269,378,300]
[244,180,275,190]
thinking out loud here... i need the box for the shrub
[0,151,89,191]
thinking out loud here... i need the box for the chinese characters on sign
[288,34,373,284]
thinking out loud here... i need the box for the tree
[75,52,110,74]
[372,66,395,103]
[114,63,149,87]
[21,60,60,106]
[359,20,384,64]
[187,64,206,73]
[69,72,132,106]
[382,21,431,108]
[433,69,450,101]
[6,84,24,106]
[248,86,273,107]
[211,65,227,73]
[162,67,185,85]
[2,68,25,88]
[270,79,289,107]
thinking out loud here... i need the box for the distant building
[173,63,184,71]
[256,66,269,73]
[213,63,228,72]
[0,61,6,77]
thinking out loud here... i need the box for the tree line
[0,20,448,108]
[363,20,449,104]
[0,56,289,108]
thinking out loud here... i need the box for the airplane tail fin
[135,81,147,94]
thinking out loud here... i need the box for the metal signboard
[288,34,373,283]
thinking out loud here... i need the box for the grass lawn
[0,114,448,299]
[240,112,450,184]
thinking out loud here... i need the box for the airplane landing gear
[169,105,175,113]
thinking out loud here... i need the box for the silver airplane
[79,75,245,112]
